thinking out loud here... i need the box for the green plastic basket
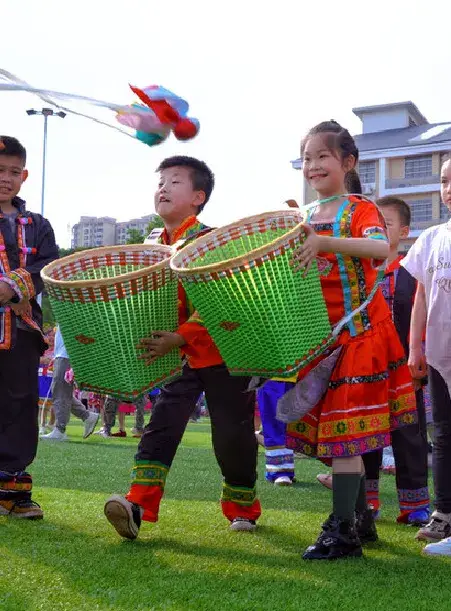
[41,244,181,399]
[170,211,333,379]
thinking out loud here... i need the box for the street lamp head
[26,109,37,116]
[56,111,66,119]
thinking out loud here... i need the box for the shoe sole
[416,533,447,543]
[0,505,43,519]
[303,548,363,560]
[230,522,256,532]
[274,480,293,487]
[421,548,451,556]
[104,495,139,540]
[83,413,100,439]
[9,511,44,520]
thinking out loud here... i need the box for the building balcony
[385,174,440,189]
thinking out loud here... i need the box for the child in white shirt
[402,154,451,556]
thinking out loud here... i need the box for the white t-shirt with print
[401,221,451,390]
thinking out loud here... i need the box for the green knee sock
[355,474,367,513]
[332,473,362,521]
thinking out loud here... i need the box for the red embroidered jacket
[157,215,223,369]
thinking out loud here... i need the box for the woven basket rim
[170,209,305,275]
[41,244,174,289]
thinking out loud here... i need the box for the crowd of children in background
[2,121,451,559]
[37,326,206,439]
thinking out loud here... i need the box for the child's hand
[291,224,322,276]
[9,300,31,317]
[408,345,427,380]
[137,331,185,365]
[0,281,15,304]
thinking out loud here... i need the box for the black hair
[157,155,215,213]
[345,169,362,194]
[301,120,359,191]
[376,196,411,227]
[0,136,27,165]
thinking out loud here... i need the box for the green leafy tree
[126,228,145,244]
[145,215,165,235]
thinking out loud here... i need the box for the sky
[1,0,450,247]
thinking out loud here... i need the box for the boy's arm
[137,313,214,364]
[177,312,217,357]
[1,218,59,303]
[408,282,427,379]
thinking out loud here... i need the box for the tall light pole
[26,108,66,217]
[26,108,66,305]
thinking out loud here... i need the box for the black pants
[136,364,257,488]
[428,366,451,513]
[0,331,41,472]
[363,388,429,502]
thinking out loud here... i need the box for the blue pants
[258,381,295,482]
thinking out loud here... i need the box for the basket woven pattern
[170,211,333,378]
[42,245,181,399]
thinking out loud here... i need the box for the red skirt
[286,316,416,460]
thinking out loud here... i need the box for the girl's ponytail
[345,168,362,195]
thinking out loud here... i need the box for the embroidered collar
[161,215,208,246]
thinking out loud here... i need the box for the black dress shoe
[303,514,363,560]
[356,508,378,544]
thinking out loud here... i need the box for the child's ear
[194,190,206,209]
[22,169,29,183]
[400,226,410,239]
[343,155,356,173]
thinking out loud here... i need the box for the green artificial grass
[1,419,449,611]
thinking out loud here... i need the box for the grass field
[1,418,449,611]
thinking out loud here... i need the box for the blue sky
[1,0,449,246]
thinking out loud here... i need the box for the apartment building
[115,215,157,245]
[72,214,157,248]
[71,216,117,249]
[292,101,451,250]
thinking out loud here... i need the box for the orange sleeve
[177,315,223,368]
[350,198,388,267]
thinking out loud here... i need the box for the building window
[409,198,433,224]
[359,161,376,184]
[405,156,432,179]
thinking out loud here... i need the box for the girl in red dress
[288,120,416,560]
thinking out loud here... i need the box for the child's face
[302,134,353,197]
[0,156,28,205]
[154,166,205,222]
[441,160,451,214]
[380,205,409,250]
